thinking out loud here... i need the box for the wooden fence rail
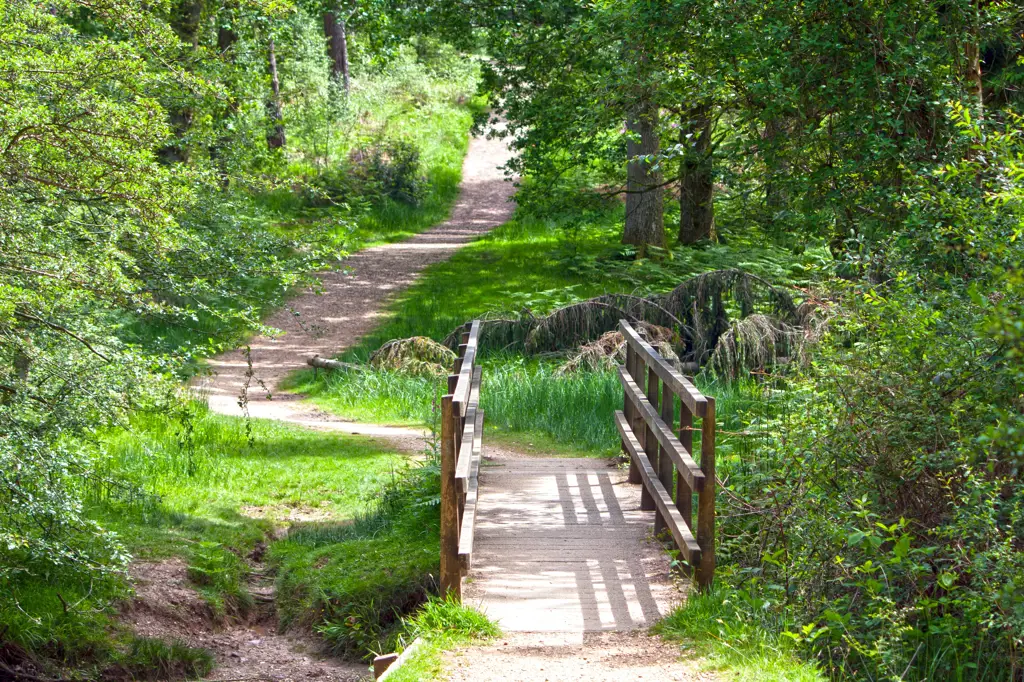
[615,320,717,589]
[440,320,483,601]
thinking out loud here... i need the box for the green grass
[305,210,829,365]
[1,407,410,675]
[382,596,500,682]
[289,355,769,460]
[653,585,826,682]
[349,96,485,249]
[269,452,443,660]
[284,200,827,454]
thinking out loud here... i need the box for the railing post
[624,344,641,484]
[658,381,675,538]
[630,352,655,512]
[440,380,461,601]
[695,396,716,590]
[677,399,694,543]
[646,365,663,530]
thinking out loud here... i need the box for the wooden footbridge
[439,320,716,632]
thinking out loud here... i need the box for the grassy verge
[269,442,443,659]
[382,596,500,682]
[1,407,410,677]
[653,585,826,682]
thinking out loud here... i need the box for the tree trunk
[622,101,664,253]
[323,11,351,95]
[158,0,204,163]
[171,0,203,48]
[964,40,984,123]
[678,105,714,245]
[266,37,286,149]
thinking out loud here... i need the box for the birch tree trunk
[266,37,286,149]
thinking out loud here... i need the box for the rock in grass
[370,337,457,377]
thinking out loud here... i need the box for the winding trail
[194,128,516,425]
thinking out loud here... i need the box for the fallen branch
[306,355,366,372]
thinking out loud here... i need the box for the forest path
[195,125,516,421]
[188,127,702,681]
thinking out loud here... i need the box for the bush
[704,110,1024,682]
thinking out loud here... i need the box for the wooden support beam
[695,397,716,590]
[616,367,705,492]
[619,320,707,417]
[615,411,702,566]
[440,392,461,600]
[677,399,694,535]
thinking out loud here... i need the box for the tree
[323,9,352,94]
[266,35,287,148]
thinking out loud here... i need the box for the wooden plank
[617,366,705,492]
[695,397,716,590]
[659,380,676,522]
[451,321,481,409]
[455,367,484,489]
[619,320,707,417]
[376,638,424,682]
[440,393,461,600]
[615,411,702,566]
[457,409,484,570]
[629,351,654,511]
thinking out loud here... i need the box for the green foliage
[708,121,1024,680]
[0,0,477,625]
[402,594,500,643]
[112,637,214,681]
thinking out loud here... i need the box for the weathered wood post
[695,396,716,589]
[440,373,461,600]
[646,365,664,531]
[677,399,694,540]
[658,381,675,532]
[624,344,642,485]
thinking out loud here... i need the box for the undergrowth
[654,584,825,682]
[380,596,500,682]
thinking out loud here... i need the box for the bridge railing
[440,320,483,601]
[615,320,716,589]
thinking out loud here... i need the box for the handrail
[617,366,705,491]
[617,320,716,590]
[440,320,483,601]
[619,320,707,417]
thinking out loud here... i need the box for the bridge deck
[463,456,682,632]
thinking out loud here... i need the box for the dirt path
[127,559,367,682]
[445,632,712,682]
[195,127,516,421]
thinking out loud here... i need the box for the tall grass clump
[481,360,622,453]
[287,369,443,426]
